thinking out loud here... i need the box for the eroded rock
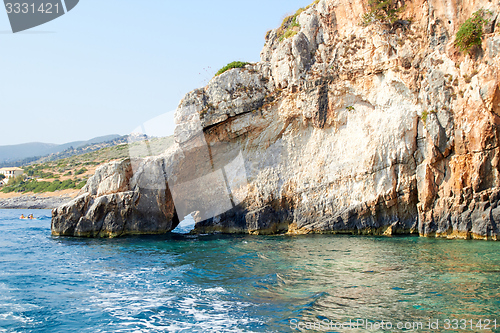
[53,0,500,240]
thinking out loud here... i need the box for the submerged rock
[53,0,500,240]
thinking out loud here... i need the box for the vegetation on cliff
[276,0,319,42]
[277,12,300,42]
[420,110,437,126]
[455,9,491,53]
[361,0,406,27]
[215,61,249,77]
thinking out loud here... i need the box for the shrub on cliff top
[276,1,319,42]
[215,61,249,77]
[455,9,490,53]
[277,12,301,42]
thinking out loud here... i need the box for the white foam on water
[41,235,267,333]
[0,311,35,325]
[0,283,38,327]
[171,214,196,234]
[87,273,262,333]
[204,287,227,293]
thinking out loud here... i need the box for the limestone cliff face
[53,0,500,240]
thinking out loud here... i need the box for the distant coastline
[0,190,79,209]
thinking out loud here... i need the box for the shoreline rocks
[51,159,180,237]
[0,194,75,210]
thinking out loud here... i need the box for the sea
[0,209,499,332]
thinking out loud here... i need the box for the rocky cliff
[53,0,500,240]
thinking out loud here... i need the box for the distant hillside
[0,134,123,167]
[22,134,147,166]
[0,142,58,163]
[1,136,174,194]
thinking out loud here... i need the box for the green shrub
[24,166,56,179]
[421,110,429,124]
[8,175,24,186]
[215,61,249,77]
[74,167,88,176]
[279,30,298,42]
[455,10,490,53]
[32,182,50,193]
[361,0,404,27]
[278,9,302,42]
[1,175,26,193]
[1,177,86,193]
[421,109,437,125]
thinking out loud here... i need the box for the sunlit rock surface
[53,0,500,240]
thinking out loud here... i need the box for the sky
[0,0,313,146]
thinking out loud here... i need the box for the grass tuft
[276,0,319,42]
[215,61,249,77]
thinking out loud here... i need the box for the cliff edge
[53,0,500,240]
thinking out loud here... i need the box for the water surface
[0,209,499,332]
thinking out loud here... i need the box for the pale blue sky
[0,0,312,145]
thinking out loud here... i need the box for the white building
[0,167,24,184]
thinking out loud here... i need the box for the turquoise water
[0,209,499,332]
